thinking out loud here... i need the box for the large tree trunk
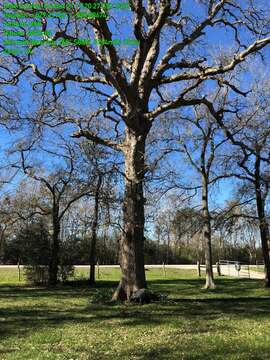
[202,174,215,289]
[89,175,102,285]
[49,214,60,285]
[255,154,270,287]
[112,128,147,301]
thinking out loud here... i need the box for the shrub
[24,265,49,285]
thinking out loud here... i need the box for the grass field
[251,267,265,273]
[1,267,270,360]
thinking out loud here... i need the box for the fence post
[197,260,201,277]
[17,261,21,282]
[216,261,221,276]
[162,262,166,277]
[97,262,100,279]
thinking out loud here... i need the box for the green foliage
[3,228,260,266]
[58,239,75,282]
[3,221,75,285]
[4,220,50,265]
[58,264,74,283]
[23,265,49,285]
[12,221,51,285]
[89,288,115,304]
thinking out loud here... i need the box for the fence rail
[219,260,251,278]
[196,260,264,279]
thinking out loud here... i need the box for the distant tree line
[1,204,262,269]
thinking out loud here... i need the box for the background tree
[173,104,229,288]
[14,138,94,284]
[210,74,270,286]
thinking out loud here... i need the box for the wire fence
[219,260,253,278]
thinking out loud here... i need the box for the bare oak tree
[1,0,270,299]
[175,105,228,288]
[211,76,270,286]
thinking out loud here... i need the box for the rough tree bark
[254,153,270,287]
[202,174,215,289]
[89,174,102,285]
[112,127,147,301]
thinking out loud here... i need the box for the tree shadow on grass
[148,277,267,298]
[112,338,269,360]
[0,280,118,298]
[1,278,270,344]
[0,300,233,342]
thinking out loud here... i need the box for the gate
[218,260,251,278]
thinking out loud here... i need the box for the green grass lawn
[251,267,265,273]
[1,267,270,360]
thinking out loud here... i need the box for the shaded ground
[0,268,270,360]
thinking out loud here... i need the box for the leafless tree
[211,76,270,285]
[173,105,229,288]
[1,0,270,299]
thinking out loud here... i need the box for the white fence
[219,260,251,278]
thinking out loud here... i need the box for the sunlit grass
[251,267,265,273]
[0,267,270,359]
